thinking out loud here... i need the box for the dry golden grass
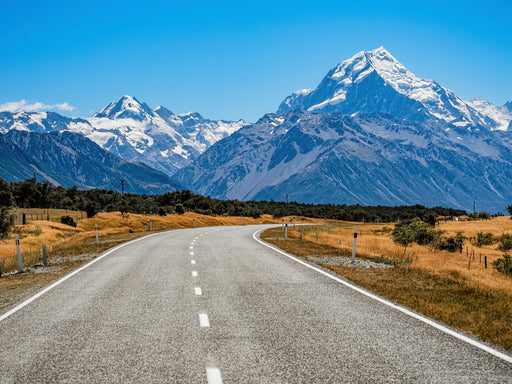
[285,218,512,295]
[262,219,512,352]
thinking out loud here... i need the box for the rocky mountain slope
[0,130,182,194]
[176,48,512,212]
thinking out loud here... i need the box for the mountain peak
[93,95,155,120]
[153,105,175,121]
[277,48,497,129]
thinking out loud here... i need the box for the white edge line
[206,367,222,384]
[0,230,175,323]
[252,228,512,364]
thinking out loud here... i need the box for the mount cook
[175,48,512,212]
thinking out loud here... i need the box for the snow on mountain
[0,96,248,176]
[467,97,512,131]
[175,109,512,212]
[278,47,500,130]
[93,95,155,120]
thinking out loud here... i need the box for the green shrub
[493,254,512,275]
[434,232,465,253]
[60,215,77,227]
[175,204,185,215]
[473,232,496,246]
[498,234,512,251]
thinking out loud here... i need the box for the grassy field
[261,217,512,352]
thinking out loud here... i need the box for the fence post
[193,218,195,228]
[484,256,487,269]
[42,244,48,266]
[351,227,358,264]
[15,235,23,272]
[95,224,99,243]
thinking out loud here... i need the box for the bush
[498,234,512,251]
[84,202,97,218]
[157,207,167,216]
[493,254,512,275]
[60,215,77,227]
[175,204,185,215]
[472,232,497,246]
[435,232,465,252]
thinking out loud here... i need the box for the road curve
[1,225,511,383]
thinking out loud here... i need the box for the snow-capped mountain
[0,96,248,176]
[0,130,182,194]
[278,47,511,131]
[175,109,512,212]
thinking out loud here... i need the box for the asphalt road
[1,225,511,383]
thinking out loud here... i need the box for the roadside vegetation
[261,216,512,352]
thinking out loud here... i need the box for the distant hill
[0,130,182,194]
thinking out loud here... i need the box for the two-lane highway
[1,225,511,383]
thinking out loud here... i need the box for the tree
[0,208,10,238]
[507,204,512,217]
[175,203,185,215]
[392,223,415,258]
[0,178,13,208]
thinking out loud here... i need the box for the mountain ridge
[278,47,511,131]
[1,130,182,194]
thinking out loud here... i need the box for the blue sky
[0,0,510,122]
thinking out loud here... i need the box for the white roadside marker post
[282,217,284,231]
[95,224,99,243]
[15,235,23,272]
[193,218,195,228]
[149,218,152,231]
[285,221,288,240]
[351,227,358,264]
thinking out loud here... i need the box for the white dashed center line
[192,271,198,277]
[190,251,194,256]
[191,260,196,264]
[194,287,202,295]
[206,368,223,384]
[199,313,210,327]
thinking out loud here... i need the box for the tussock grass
[262,219,512,352]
